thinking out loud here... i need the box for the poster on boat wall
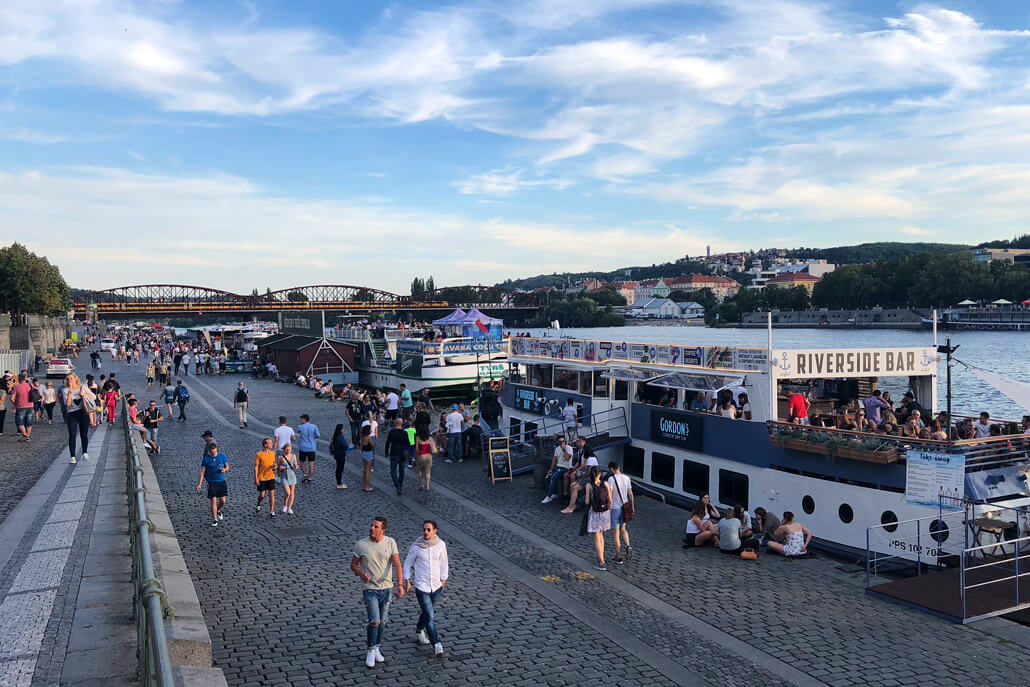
[905,451,965,506]
[612,341,631,360]
[569,340,584,360]
[733,348,768,371]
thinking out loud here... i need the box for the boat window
[652,372,744,393]
[802,495,815,515]
[651,451,676,487]
[681,459,710,496]
[719,469,749,509]
[592,372,609,398]
[601,368,660,382]
[524,421,538,442]
[880,511,899,533]
[623,445,644,478]
[554,367,580,392]
[636,382,676,407]
[614,380,629,401]
[509,418,521,443]
[527,364,552,388]
[838,503,854,524]
[929,519,949,543]
[579,372,593,396]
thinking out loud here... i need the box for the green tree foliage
[669,288,718,312]
[788,242,968,265]
[0,243,71,316]
[584,287,626,307]
[286,290,309,302]
[530,296,624,327]
[977,234,1030,249]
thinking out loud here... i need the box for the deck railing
[123,406,175,686]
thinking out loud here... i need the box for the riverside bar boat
[499,335,1030,560]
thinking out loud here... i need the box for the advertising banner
[649,408,704,451]
[279,311,325,338]
[771,347,936,380]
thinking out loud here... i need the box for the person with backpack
[234,382,249,428]
[175,380,190,422]
[606,461,634,564]
[584,465,612,571]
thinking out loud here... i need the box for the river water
[522,326,1030,420]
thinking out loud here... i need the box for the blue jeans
[547,467,568,498]
[362,588,392,649]
[415,588,442,644]
[15,407,33,429]
[390,457,405,490]
[447,433,462,461]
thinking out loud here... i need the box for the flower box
[769,435,898,464]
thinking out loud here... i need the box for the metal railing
[866,506,967,586]
[123,406,175,687]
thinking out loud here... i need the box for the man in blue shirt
[296,414,321,483]
[399,383,413,420]
[196,442,229,527]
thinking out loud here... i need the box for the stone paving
[114,358,1030,687]
[0,409,69,527]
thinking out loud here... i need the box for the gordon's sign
[771,347,936,380]
[649,409,704,451]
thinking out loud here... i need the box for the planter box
[769,435,898,464]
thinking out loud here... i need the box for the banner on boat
[648,408,704,451]
[905,451,964,506]
[510,337,767,371]
[770,347,936,380]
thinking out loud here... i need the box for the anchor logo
[921,350,935,368]
[777,352,792,373]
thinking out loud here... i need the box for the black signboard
[489,436,512,483]
[649,409,704,451]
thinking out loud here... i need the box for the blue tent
[458,308,504,340]
[431,308,467,326]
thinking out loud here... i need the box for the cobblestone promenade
[81,358,1030,686]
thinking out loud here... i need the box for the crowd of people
[683,496,813,558]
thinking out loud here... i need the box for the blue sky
[1,1,1029,293]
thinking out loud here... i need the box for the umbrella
[1022,299,1030,305]
[956,299,976,306]
[992,298,1013,305]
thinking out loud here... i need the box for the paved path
[112,359,1030,687]
[0,408,70,527]
[0,420,138,686]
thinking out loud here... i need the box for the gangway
[866,497,1030,623]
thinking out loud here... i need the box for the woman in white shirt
[404,520,449,656]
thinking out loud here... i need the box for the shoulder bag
[611,475,634,523]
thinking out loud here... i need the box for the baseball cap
[451,404,459,410]
[201,430,213,438]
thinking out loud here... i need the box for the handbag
[611,475,634,523]
[81,390,97,413]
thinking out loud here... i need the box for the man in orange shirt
[254,438,278,517]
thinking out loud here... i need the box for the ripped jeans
[362,588,392,649]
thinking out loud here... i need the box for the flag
[475,319,489,334]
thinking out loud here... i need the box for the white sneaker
[337,484,348,490]
[288,508,294,514]
[365,650,376,668]
[373,646,384,663]
[283,505,288,513]
[256,505,262,512]
[82,452,89,461]
[433,642,444,656]
[541,496,552,504]
[417,630,429,645]
[217,512,224,521]
[69,456,77,464]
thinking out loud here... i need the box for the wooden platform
[870,555,1030,622]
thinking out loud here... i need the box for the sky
[1,1,1029,294]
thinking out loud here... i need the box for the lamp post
[936,338,959,447]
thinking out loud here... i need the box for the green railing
[123,406,176,686]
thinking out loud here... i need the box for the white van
[100,338,115,352]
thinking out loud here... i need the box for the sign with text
[649,408,704,451]
[511,336,767,371]
[489,436,512,483]
[771,347,936,380]
[906,451,965,505]
[279,311,326,338]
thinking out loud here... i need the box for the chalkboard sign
[489,436,512,483]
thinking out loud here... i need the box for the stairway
[370,340,390,366]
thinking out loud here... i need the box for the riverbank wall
[740,308,925,329]
[0,314,72,355]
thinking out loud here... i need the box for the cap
[451,404,459,409]
[903,391,914,399]
[201,430,213,438]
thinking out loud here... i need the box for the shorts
[684,532,698,547]
[299,451,316,462]
[131,423,146,432]
[15,408,33,428]
[207,481,228,498]
[257,479,276,492]
[361,450,376,464]
[146,428,159,442]
[610,505,624,527]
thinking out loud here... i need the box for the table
[973,517,1016,557]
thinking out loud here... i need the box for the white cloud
[456,169,573,195]
[900,225,930,236]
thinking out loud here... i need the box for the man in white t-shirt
[542,436,574,504]
[973,412,993,439]
[274,415,296,450]
[445,405,463,463]
[607,461,634,563]
[385,390,400,421]
[562,399,578,439]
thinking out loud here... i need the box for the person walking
[399,383,413,420]
[607,461,634,564]
[296,414,320,483]
[331,423,351,490]
[85,375,100,427]
[404,520,449,656]
[197,441,229,526]
[181,351,191,376]
[62,373,94,464]
[254,437,277,517]
[277,442,298,514]
[385,418,410,495]
[42,382,57,424]
[444,404,463,463]
[142,399,163,455]
[175,380,190,422]
[145,361,155,389]
[585,466,613,571]
[346,393,363,446]
[273,416,295,451]
[12,372,35,441]
[359,425,377,492]
[414,425,436,492]
[162,379,176,418]
[234,382,249,428]
[103,384,118,425]
[351,516,405,668]
[0,381,8,436]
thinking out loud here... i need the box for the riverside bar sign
[770,347,936,380]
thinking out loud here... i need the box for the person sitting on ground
[752,507,781,547]
[718,507,745,554]
[767,511,812,557]
[683,502,719,548]
[734,504,753,539]
[560,446,598,514]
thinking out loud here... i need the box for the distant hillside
[786,242,969,264]
[976,234,1029,250]
[498,241,970,290]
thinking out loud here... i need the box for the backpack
[176,386,190,401]
[235,388,247,403]
[591,480,611,513]
[29,387,42,403]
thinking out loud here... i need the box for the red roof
[666,274,739,287]
[767,272,821,284]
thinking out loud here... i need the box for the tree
[0,243,71,316]
[584,287,626,307]
[426,276,436,292]
[411,277,425,297]
[286,290,309,302]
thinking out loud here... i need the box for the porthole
[929,519,950,544]
[880,511,899,533]
[802,495,815,515]
[838,503,854,524]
